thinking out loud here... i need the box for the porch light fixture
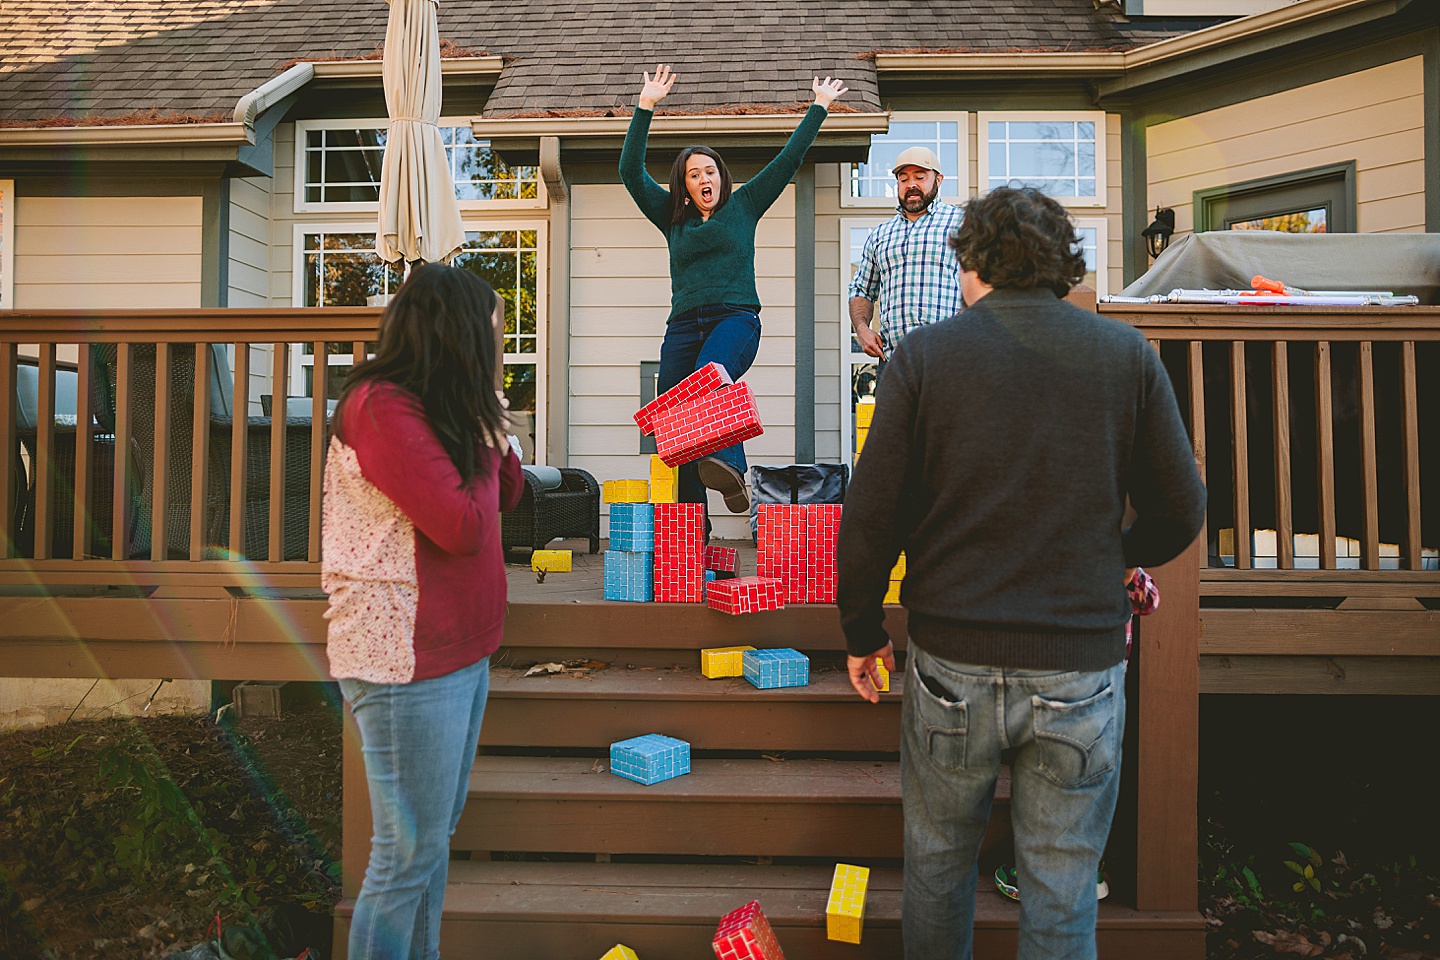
[1142,207,1175,259]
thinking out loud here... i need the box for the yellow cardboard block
[855,426,869,453]
[700,645,755,679]
[599,946,639,960]
[827,862,870,943]
[531,549,572,573]
[875,658,890,693]
[890,552,907,578]
[649,455,679,503]
[855,401,875,428]
[603,479,649,504]
[883,580,901,605]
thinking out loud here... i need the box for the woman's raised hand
[638,64,676,111]
[812,76,848,109]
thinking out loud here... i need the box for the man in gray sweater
[836,186,1205,960]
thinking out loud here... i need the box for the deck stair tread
[488,663,905,701]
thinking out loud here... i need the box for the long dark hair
[336,263,508,483]
[665,145,733,225]
[949,186,1087,298]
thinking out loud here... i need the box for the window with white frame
[1072,217,1109,297]
[0,180,13,309]
[294,119,543,213]
[843,113,968,208]
[292,224,547,463]
[978,112,1106,207]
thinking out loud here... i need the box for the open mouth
[701,186,714,203]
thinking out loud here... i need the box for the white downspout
[539,136,570,467]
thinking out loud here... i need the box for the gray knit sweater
[836,286,1206,669]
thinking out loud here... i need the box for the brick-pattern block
[634,361,732,435]
[743,648,809,690]
[756,504,842,604]
[884,551,906,605]
[713,900,786,960]
[703,545,737,573]
[530,549,572,573]
[602,479,650,504]
[609,733,690,786]
[874,658,890,693]
[649,454,679,504]
[700,645,755,679]
[706,576,784,616]
[600,947,639,960]
[806,505,842,604]
[654,502,704,603]
[654,382,764,469]
[826,863,870,944]
[604,550,654,603]
[608,503,656,552]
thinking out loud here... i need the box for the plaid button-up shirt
[848,199,965,350]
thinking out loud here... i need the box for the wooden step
[483,663,905,752]
[334,861,1205,960]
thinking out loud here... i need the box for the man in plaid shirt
[848,146,964,360]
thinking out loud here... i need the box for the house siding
[1148,57,1426,236]
[228,174,272,308]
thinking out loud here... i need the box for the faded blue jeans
[657,303,762,507]
[339,657,490,960]
[902,645,1126,960]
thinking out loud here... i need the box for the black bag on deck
[747,463,849,541]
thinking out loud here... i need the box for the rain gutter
[474,113,889,140]
[538,136,570,467]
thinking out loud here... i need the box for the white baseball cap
[891,146,942,175]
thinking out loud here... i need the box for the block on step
[713,900,784,960]
[706,576,784,616]
[531,549,572,573]
[599,945,639,960]
[743,647,810,690]
[609,733,691,786]
[826,862,870,943]
[874,658,889,693]
[700,645,756,679]
[603,550,654,603]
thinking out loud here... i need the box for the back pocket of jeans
[912,663,969,772]
[1032,682,1118,788]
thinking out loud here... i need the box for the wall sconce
[1142,207,1175,259]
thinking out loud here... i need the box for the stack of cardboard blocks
[757,504,842,604]
[712,900,785,960]
[743,647,809,689]
[826,863,871,943]
[706,576,784,616]
[655,502,704,603]
[609,734,690,786]
[530,549,572,573]
[700,645,755,678]
[633,362,764,469]
[603,479,649,504]
[599,947,639,960]
[884,552,906,605]
[604,502,656,602]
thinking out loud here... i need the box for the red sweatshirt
[321,380,524,683]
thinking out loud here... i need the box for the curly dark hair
[949,186,1087,297]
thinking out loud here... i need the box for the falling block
[604,550,654,602]
[649,455,679,504]
[634,361,732,435]
[609,734,690,786]
[530,549,572,573]
[706,576,784,616]
[743,648,809,690]
[874,658,889,693]
[654,382,764,468]
[599,946,639,960]
[713,900,785,960]
[703,545,737,573]
[826,863,870,943]
[701,645,756,679]
[603,479,650,504]
[609,502,656,552]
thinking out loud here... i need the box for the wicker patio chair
[501,466,601,555]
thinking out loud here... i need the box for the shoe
[696,457,750,513]
[993,863,1109,901]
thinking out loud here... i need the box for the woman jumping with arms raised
[621,63,847,516]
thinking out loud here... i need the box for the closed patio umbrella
[377,0,465,266]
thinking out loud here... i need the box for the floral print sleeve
[1127,567,1160,617]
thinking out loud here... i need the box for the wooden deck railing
[1,308,381,592]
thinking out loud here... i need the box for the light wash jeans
[339,657,490,960]
[901,645,1126,960]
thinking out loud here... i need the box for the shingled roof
[0,0,1201,125]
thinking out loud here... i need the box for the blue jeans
[339,658,491,960]
[901,646,1125,960]
[657,304,762,507]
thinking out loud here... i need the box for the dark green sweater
[836,287,1206,669]
[619,103,827,320]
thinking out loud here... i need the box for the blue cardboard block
[743,647,810,689]
[609,503,656,552]
[610,733,691,785]
[604,550,653,602]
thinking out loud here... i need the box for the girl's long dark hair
[335,263,508,483]
[665,145,733,225]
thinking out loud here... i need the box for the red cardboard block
[706,576,784,616]
[654,502,705,603]
[634,361,732,436]
[756,504,808,604]
[654,382,764,468]
[805,504,843,604]
[703,545,738,573]
[713,900,785,960]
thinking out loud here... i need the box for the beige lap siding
[321,438,420,683]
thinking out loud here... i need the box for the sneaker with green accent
[993,863,1109,901]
